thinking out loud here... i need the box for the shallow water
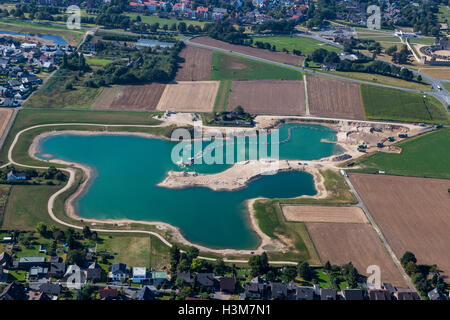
[36,124,339,249]
[0,30,68,45]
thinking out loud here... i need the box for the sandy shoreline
[24,116,421,255]
[27,127,335,255]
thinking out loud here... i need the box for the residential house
[39,283,62,298]
[132,267,149,284]
[151,271,167,285]
[177,272,194,285]
[0,252,11,268]
[212,8,227,20]
[219,277,236,293]
[135,286,155,300]
[48,261,66,278]
[0,282,27,300]
[196,6,209,20]
[86,262,102,281]
[16,256,47,270]
[196,273,216,289]
[110,263,128,282]
[271,282,288,300]
[29,266,49,280]
[7,171,28,181]
[342,289,365,300]
[242,277,268,300]
[394,288,420,300]
[428,288,442,301]
[368,289,391,300]
[320,288,337,300]
[296,286,315,300]
[99,286,119,300]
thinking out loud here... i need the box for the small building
[86,262,102,281]
[296,286,315,300]
[7,171,28,181]
[16,256,46,270]
[39,283,62,298]
[219,277,236,293]
[196,273,216,289]
[135,286,155,300]
[368,289,391,300]
[110,263,128,282]
[99,286,119,300]
[0,282,27,300]
[48,261,66,278]
[29,266,49,280]
[427,288,442,301]
[394,288,420,300]
[320,288,337,300]
[132,267,149,284]
[342,289,365,300]
[152,271,168,285]
[177,272,194,285]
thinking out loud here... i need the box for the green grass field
[126,13,207,28]
[361,85,449,123]
[211,51,302,80]
[357,128,450,179]
[0,109,162,165]
[250,35,342,56]
[2,184,60,230]
[253,170,356,263]
[24,69,103,109]
[213,80,231,112]
[85,57,113,66]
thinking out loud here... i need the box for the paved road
[342,174,415,291]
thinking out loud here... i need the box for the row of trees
[401,251,446,298]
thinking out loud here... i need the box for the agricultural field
[156,81,219,112]
[250,35,342,56]
[226,80,306,115]
[191,36,303,66]
[213,80,232,112]
[126,13,207,28]
[0,108,13,138]
[306,222,407,287]
[307,75,365,119]
[176,46,213,81]
[357,128,450,179]
[349,173,450,277]
[418,67,450,81]
[24,69,103,109]
[0,184,10,227]
[211,51,303,81]
[319,69,430,91]
[361,85,449,123]
[2,184,61,230]
[92,84,166,110]
[281,205,367,223]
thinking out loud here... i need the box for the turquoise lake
[37,124,339,249]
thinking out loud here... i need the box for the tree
[82,225,92,239]
[234,105,244,115]
[297,262,313,281]
[282,266,297,283]
[67,249,85,266]
[214,258,227,276]
[178,22,187,33]
[36,222,49,237]
[405,261,419,276]
[417,75,422,82]
[342,262,359,288]
[401,251,417,268]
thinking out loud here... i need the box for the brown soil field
[349,173,450,278]
[191,37,303,66]
[418,67,450,81]
[0,108,13,138]
[156,81,219,112]
[282,205,367,223]
[91,84,166,110]
[307,75,365,119]
[226,80,306,115]
[306,222,407,287]
[176,46,213,81]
